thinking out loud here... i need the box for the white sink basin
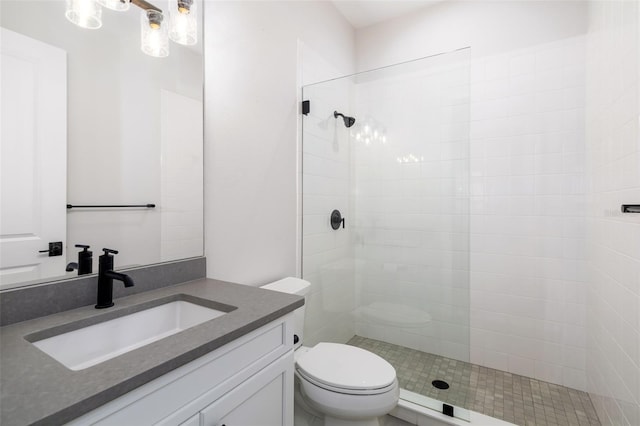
[32,301,227,370]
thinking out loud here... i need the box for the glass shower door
[302,48,471,421]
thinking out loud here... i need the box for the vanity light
[168,0,197,45]
[97,0,130,11]
[65,0,102,29]
[141,9,169,57]
[64,0,198,57]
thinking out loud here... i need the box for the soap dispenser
[75,244,93,275]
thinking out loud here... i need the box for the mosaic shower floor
[347,336,600,426]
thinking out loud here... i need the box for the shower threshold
[347,336,600,426]
[392,395,516,426]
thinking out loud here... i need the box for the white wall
[355,1,590,390]
[204,1,355,285]
[356,0,587,71]
[586,1,640,424]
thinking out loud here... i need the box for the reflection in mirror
[0,0,204,290]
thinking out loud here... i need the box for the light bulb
[141,10,169,57]
[65,0,102,29]
[169,0,197,45]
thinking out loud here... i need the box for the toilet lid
[296,343,396,391]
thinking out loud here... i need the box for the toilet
[261,277,399,426]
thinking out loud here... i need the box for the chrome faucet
[96,248,134,309]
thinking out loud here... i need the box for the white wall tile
[586,0,640,421]
[465,37,589,390]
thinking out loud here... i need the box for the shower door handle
[331,210,345,230]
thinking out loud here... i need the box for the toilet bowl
[261,278,399,426]
[296,343,399,426]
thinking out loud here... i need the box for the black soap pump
[75,244,93,275]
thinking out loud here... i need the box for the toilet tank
[261,277,310,349]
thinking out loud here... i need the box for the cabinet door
[201,353,293,426]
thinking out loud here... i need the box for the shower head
[334,111,356,128]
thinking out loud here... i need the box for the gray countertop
[0,278,303,426]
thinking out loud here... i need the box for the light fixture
[64,0,198,57]
[65,0,103,29]
[97,0,130,11]
[141,9,169,57]
[168,0,197,45]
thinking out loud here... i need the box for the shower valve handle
[331,209,345,230]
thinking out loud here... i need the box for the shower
[333,110,356,128]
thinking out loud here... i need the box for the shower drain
[432,379,450,390]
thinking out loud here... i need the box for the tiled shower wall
[468,36,588,391]
[586,1,640,424]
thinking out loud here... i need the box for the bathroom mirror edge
[0,0,205,291]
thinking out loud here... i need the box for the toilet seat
[296,368,397,395]
[296,343,396,395]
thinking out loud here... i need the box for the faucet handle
[102,248,119,256]
[75,244,90,249]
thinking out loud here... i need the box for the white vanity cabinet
[67,314,294,426]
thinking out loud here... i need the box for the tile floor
[347,336,601,426]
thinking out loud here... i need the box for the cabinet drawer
[200,352,293,426]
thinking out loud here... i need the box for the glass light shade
[168,0,197,46]
[97,0,130,11]
[65,0,102,29]
[141,10,169,58]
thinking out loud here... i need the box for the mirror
[0,0,204,290]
